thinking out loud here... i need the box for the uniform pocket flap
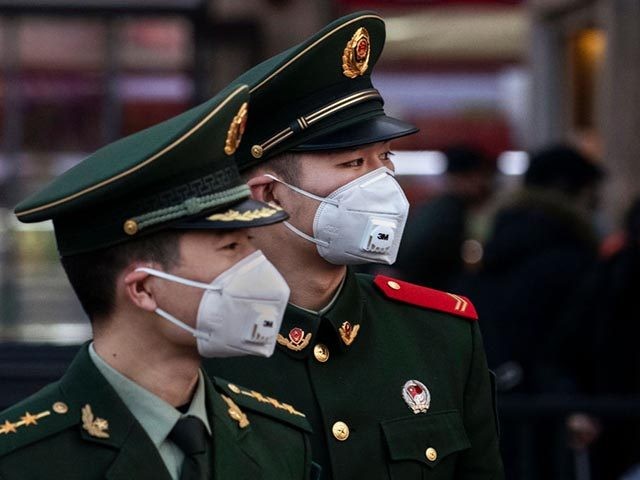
[381,410,471,468]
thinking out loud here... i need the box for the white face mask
[267,167,410,265]
[135,250,290,358]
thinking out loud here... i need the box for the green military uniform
[0,345,311,480]
[208,271,501,479]
[2,85,313,478]
[204,11,503,479]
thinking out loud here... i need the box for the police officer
[205,12,504,479]
[0,86,312,479]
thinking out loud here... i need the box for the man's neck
[271,254,346,310]
[93,323,200,407]
[286,262,347,311]
[251,226,348,310]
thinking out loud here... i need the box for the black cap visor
[290,114,418,152]
[173,198,288,230]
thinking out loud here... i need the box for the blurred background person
[456,143,604,479]
[457,144,604,393]
[394,145,495,290]
[546,196,640,480]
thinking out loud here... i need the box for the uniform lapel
[205,375,262,480]
[59,344,172,480]
[323,268,365,351]
[104,426,173,480]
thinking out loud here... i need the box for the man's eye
[224,242,239,250]
[341,158,364,167]
[381,151,395,161]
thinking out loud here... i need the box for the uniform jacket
[0,344,312,480]
[205,270,503,480]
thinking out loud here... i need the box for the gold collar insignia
[339,321,360,346]
[82,404,110,439]
[221,394,250,429]
[277,327,312,351]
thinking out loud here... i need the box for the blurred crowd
[392,143,640,480]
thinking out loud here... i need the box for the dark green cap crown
[229,11,417,171]
[15,84,286,256]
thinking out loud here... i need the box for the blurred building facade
[529,0,640,229]
[0,0,638,344]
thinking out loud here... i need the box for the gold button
[228,383,241,394]
[425,447,437,462]
[332,421,350,441]
[314,344,330,363]
[52,402,68,414]
[387,280,401,290]
[251,145,263,158]
[123,219,138,235]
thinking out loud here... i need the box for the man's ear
[247,174,279,205]
[123,267,158,312]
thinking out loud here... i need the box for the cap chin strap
[263,174,332,248]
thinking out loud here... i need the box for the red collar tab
[373,275,478,321]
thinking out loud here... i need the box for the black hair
[60,230,183,321]
[244,151,301,185]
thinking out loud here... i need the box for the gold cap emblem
[342,27,370,78]
[224,102,249,155]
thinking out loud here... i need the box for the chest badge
[339,321,360,346]
[402,380,431,414]
[277,327,312,351]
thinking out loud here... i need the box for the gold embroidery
[0,420,17,434]
[237,389,306,418]
[81,404,110,439]
[0,410,50,435]
[224,102,249,155]
[206,206,282,222]
[338,321,360,346]
[221,394,250,428]
[342,27,370,78]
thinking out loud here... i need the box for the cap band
[252,88,382,158]
[130,184,250,233]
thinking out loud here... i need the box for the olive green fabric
[205,270,504,480]
[0,345,312,480]
[13,84,286,256]
[229,11,416,170]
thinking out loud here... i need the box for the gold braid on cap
[251,88,381,158]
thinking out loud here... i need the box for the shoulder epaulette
[212,377,311,433]
[373,275,478,321]
[0,383,78,456]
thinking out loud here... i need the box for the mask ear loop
[134,267,216,341]
[262,174,339,206]
[135,267,222,291]
[154,307,210,340]
[261,174,331,247]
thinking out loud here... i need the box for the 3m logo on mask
[245,304,281,345]
[361,218,396,254]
